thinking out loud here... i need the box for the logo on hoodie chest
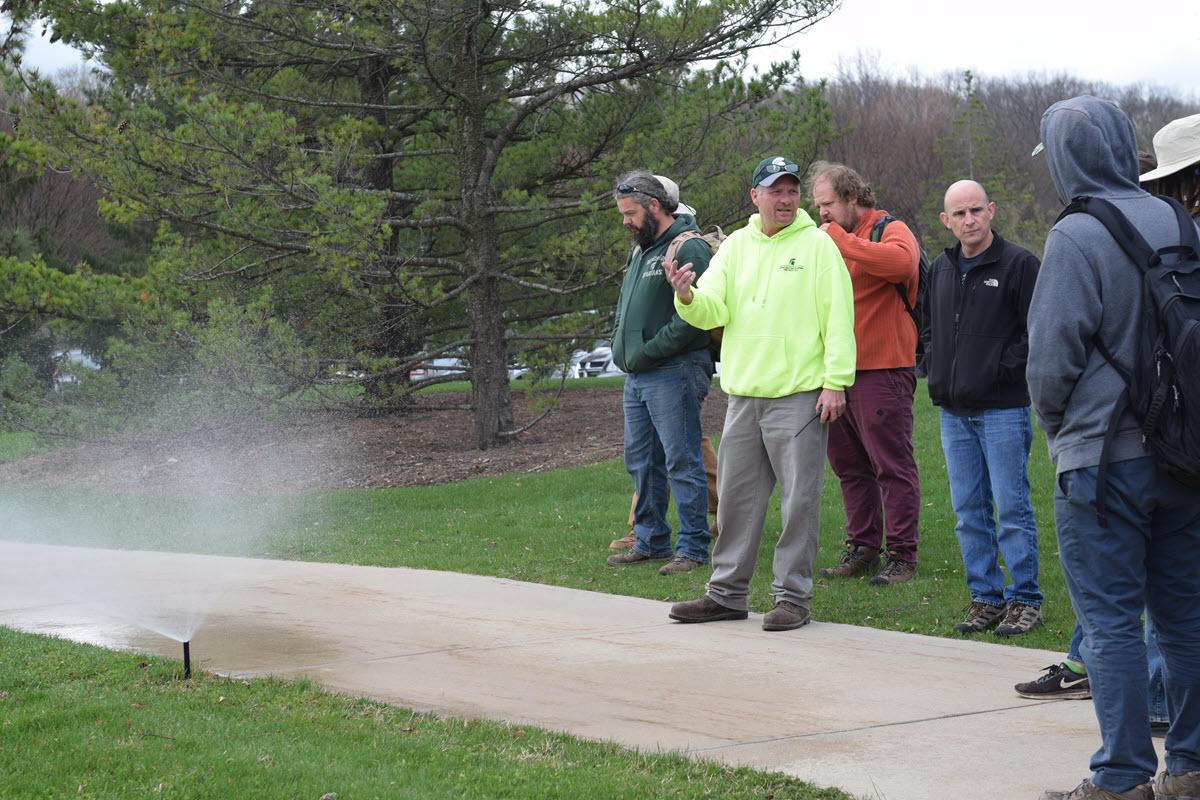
[641,256,664,279]
[777,257,805,272]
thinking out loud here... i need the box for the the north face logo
[984,278,999,287]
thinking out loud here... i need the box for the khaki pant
[629,436,718,528]
[705,391,827,612]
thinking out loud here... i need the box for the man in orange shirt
[807,162,922,585]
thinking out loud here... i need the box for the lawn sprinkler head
[183,640,191,679]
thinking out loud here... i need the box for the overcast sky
[774,0,1200,98]
[14,0,1200,101]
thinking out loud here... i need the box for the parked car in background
[577,341,622,377]
[409,357,467,380]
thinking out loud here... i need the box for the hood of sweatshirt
[1040,95,1142,205]
[745,207,818,242]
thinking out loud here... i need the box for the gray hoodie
[1028,95,1200,473]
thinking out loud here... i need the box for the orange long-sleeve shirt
[823,209,920,370]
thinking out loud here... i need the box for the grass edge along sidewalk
[0,626,854,800]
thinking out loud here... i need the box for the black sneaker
[1015,663,1091,700]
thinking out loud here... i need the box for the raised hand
[662,259,696,304]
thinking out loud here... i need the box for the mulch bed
[0,386,728,495]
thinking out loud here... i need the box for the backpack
[665,226,727,353]
[870,215,931,377]
[1056,195,1200,526]
[663,225,726,267]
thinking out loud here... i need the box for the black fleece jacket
[924,230,1040,413]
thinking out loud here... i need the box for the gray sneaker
[1155,769,1200,799]
[658,555,704,575]
[953,601,1005,634]
[1040,780,1153,799]
[995,601,1044,637]
[762,601,811,631]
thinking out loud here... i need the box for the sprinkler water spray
[183,640,191,679]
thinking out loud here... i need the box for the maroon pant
[826,368,921,563]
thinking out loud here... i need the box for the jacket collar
[944,229,1008,268]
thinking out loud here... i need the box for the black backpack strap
[1058,196,1156,529]
[1162,194,1200,258]
[871,215,917,316]
[869,215,895,243]
[1058,196,1156,273]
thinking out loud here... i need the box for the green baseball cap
[752,156,801,188]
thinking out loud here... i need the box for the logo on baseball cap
[752,156,801,188]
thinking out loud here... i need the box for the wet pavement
[0,540,1155,800]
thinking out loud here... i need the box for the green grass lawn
[0,627,850,800]
[0,430,43,462]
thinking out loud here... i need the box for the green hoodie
[612,214,712,373]
[674,210,856,398]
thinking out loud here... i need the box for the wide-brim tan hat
[1140,113,1200,182]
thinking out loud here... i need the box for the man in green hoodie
[663,156,857,631]
[605,171,716,575]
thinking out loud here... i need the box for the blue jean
[1147,618,1170,726]
[940,407,1042,607]
[1056,456,1200,791]
[1068,621,1085,664]
[623,350,713,562]
[1066,620,1169,726]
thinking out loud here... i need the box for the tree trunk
[465,269,514,449]
[459,111,513,449]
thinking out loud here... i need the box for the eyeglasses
[761,163,800,175]
[616,183,665,202]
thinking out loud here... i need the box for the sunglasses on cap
[616,183,668,206]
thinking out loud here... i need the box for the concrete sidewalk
[0,540,1132,800]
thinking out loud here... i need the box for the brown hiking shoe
[658,555,704,575]
[953,600,1005,633]
[762,601,811,631]
[994,601,1044,637]
[1155,769,1200,799]
[606,550,669,566]
[668,595,748,623]
[818,545,880,578]
[869,553,916,585]
[1040,779,1153,799]
[608,533,636,551]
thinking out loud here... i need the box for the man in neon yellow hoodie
[663,156,856,631]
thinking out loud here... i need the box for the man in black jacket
[926,180,1043,637]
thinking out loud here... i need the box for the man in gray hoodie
[1028,96,1200,800]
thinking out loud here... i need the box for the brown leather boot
[818,545,880,578]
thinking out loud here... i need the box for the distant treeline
[814,59,1195,255]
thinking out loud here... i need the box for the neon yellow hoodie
[674,210,856,398]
